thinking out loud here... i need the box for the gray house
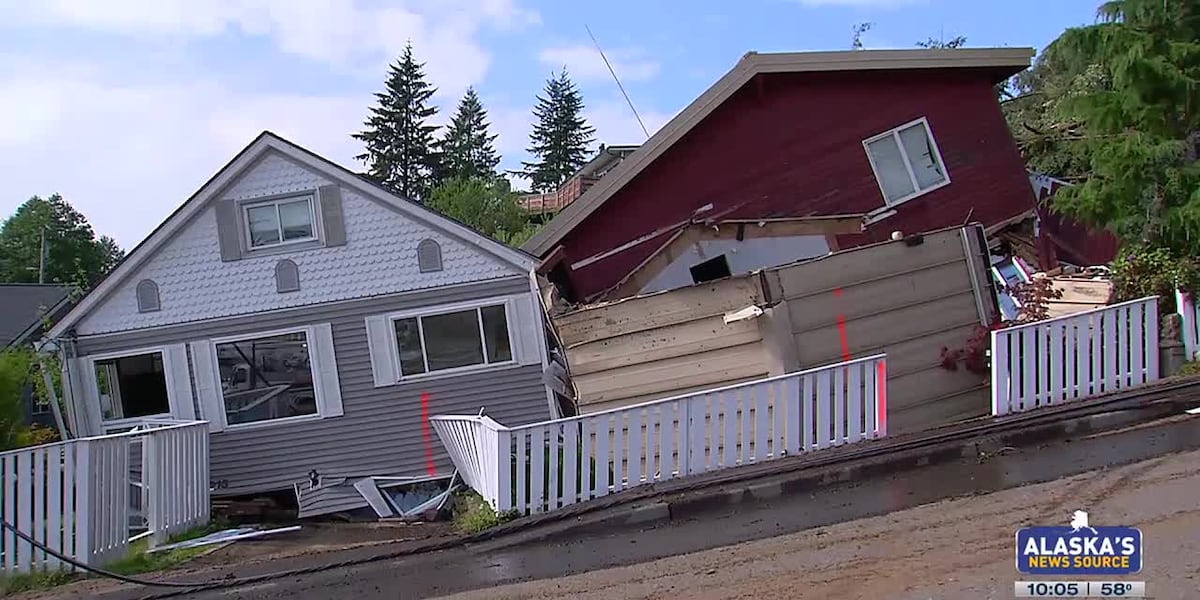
[45,132,565,517]
[1,283,73,428]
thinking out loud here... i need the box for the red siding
[561,69,1035,300]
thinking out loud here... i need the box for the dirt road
[438,447,1200,600]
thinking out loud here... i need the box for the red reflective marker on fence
[876,360,888,436]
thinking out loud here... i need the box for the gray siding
[74,275,552,497]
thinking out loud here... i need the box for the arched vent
[275,259,301,293]
[136,279,161,313]
[417,238,443,273]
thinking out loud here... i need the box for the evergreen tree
[353,41,441,202]
[522,69,596,192]
[1042,0,1200,255]
[439,87,501,182]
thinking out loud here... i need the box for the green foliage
[1109,243,1200,308]
[0,348,35,451]
[428,177,537,246]
[453,490,519,534]
[0,568,77,595]
[0,194,123,286]
[916,35,967,49]
[439,88,501,182]
[1177,360,1200,377]
[851,22,872,50]
[353,41,442,202]
[1030,0,1200,255]
[522,69,596,192]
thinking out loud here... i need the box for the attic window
[863,117,949,206]
[690,255,732,284]
[245,195,316,248]
[135,279,161,313]
[417,239,443,273]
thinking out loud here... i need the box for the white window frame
[385,297,519,382]
[206,325,331,432]
[242,194,318,250]
[862,117,951,208]
[87,346,184,431]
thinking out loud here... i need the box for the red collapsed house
[522,47,1041,304]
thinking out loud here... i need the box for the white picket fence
[433,355,888,515]
[991,297,1160,416]
[0,420,209,574]
[1176,289,1200,361]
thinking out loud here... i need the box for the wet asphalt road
[151,413,1200,600]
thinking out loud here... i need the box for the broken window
[864,118,948,205]
[215,331,319,426]
[690,254,732,284]
[391,303,513,377]
[95,352,171,421]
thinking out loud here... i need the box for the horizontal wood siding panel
[555,276,772,413]
[559,69,1035,299]
[768,226,993,434]
[73,276,551,496]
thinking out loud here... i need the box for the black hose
[0,517,199,588]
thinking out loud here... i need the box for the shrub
[1110,244,1200,311]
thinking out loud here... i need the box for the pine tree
[439,87,501,182]
[1045,0,1200,255]
[353,41,441,202]
[523,70,596,192]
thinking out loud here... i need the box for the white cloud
[0,63,367,249]
[5,0,540,99]
[537,45,661,84]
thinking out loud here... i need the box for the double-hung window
[391,304,513,377]
[244,195,316,248]
[863,118,949,206]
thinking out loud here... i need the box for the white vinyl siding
[863,117,949,206]
[191,324,343,432]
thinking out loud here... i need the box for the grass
[453,490,520,534]
[0,521,231,594]
[1177,360,1200,377]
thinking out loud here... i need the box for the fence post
[494,426,512,512]
[1177,289,1197,361]
[1146,297,1160,380]
[875,358,888,438]
[145,431,164,547]
[73,442,92,567]
[991,328,1009,416]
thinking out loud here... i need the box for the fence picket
[990,297,1161,417]
[431,355,888,516]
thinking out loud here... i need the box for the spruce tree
[353,41,441,202]
[523,69,596,192]
[439,87,501,182]
[1045,0,1200,255]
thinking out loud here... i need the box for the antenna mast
[586,24,650,140]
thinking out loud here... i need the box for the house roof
[46,131,537,340]
[522,46,1035,257]
[1,284,72,349]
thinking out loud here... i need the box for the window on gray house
[94,352,170,420]
[392,304,512,376]
[136,279,161,313]
[245,195,316,248]
[215,331,318,426]
[417,238,443,273]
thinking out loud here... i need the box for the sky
[0,0,1104,250]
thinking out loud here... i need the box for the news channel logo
[1015,511,1143,576]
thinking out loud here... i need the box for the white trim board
[47,132,537,340]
